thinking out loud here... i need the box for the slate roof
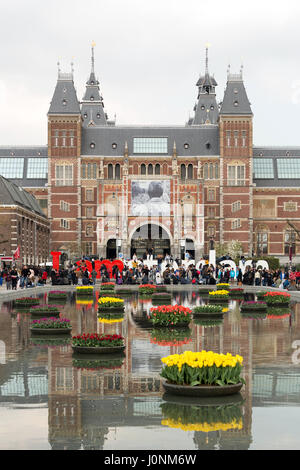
[0,174,47,217]
[48,73,81,115]
[220,74,252,115]
[81,125,220,157]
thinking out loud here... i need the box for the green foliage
[161,362,245,386]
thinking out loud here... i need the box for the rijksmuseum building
[2,47,300,262]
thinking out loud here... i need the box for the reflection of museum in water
[1,292,300,449]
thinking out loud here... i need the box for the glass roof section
[277,158,300,178]
[0,158,24,178]
[133,137,168,154]
[253,159,274,179]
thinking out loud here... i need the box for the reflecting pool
[0,287,300,450]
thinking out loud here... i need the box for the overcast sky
[1,0,300,147]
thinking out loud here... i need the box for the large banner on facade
[130,180,170,216]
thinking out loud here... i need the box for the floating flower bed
[240,301,267,312]
[72,333,125,354]
[160,350,244,396]
[29,305,60,316]
[193,305,225,317]
[139,284,156,295]
[150,327,192,347]
[151,292,172,303]
[148,305,192,327]
[216,283,231,290]
[209,290,229,302]
[98,296,125,312]
[229,288,244,297]
[100,282,115,293]
[263,291,291,307]
[76,286,94,296]
[160,402,243,432]
[14,297,40,307]
[48,291,67,300]
[30,317,72,334]
[256,291,268,300]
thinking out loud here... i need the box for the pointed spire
[205,43,210,74]
[91,41,96,74]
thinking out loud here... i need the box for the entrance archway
[131,224,170,258]
[106,239,117,259]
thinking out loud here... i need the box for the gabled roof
[0,175,47,217]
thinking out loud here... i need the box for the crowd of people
[0,254,297,291]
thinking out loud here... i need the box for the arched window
[256,228,269,255]
[148,163,153,175]
[181,164,186,180]
[209,163,214,179]
[284,229,296,256]
[115,163,120,179]
[108,164,113,179]
[141,163,146,175]
[204,163,208,180]
[187,164,193,179]
[155,163,160,175]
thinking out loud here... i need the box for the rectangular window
[232,201,241,213]
[86,206,93,218]
[55,165,73,186]
[242,131,246,147]
[208,207,216,218]
[231,219,241,230]
[234,131,239,147]
[86,189,94,201]
[27,158,48,179]
[0,158,24,178]
[226,131,231,147]
[227,165,245,186]
[133,137,168,154]
[60,201,70,212]
[207,189,216,202]
[60,219,70,229]
[84,242,93,255]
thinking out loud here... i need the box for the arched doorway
[131,224,170,258]
[106,239,117,259]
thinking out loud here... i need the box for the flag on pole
[13,246,20,259]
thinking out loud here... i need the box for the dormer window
[206,142,211,150]
[90,142,95,149]
[90,96,94,101]
[96,113,101,119]
[210,105,214,110]
[62,99,67,106]
[234,100,239,107]
[201,105,205,110]
[184,143,189,149]
[112,143,117,149]
[83,113,88,119]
